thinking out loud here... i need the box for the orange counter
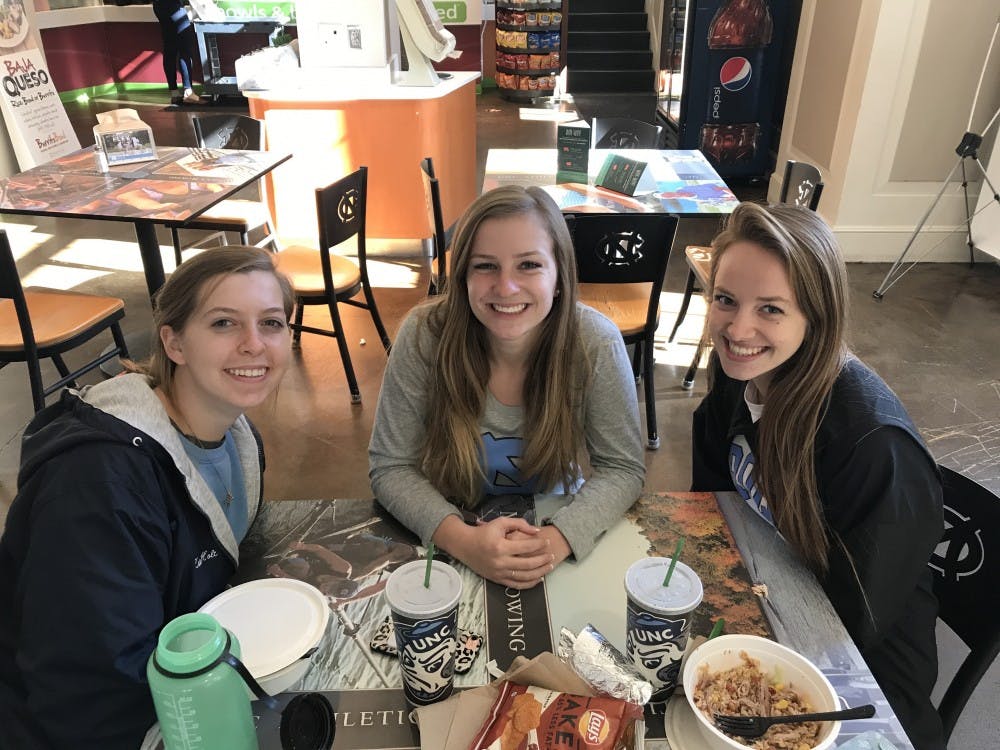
[246,72,478,241]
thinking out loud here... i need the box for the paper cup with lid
[624,557,704,702]
[384,559,463,706]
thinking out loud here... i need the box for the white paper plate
[199,578,329,677]
[664,695,706,749]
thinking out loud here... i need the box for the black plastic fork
[713,703,876,738]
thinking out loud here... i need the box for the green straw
[424,542,435,588]
[708,618,725,640]
[662,537,686,587]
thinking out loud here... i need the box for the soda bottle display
[700,0,774,165]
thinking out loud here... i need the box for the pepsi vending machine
[677,0,792,179]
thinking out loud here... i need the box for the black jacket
[692,357,945,750]
[0,376,264,750]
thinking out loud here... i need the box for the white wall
[772,0,1000,261]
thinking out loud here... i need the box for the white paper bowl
[199,578,329,695]
[258,655,313,695]
[683,634,840,750]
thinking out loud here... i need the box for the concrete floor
[1,88,998,748]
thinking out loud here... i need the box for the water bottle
[147,612,258,750]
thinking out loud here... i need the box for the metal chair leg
[291,303,305,346]
[362,282,391,353]
[682,334,707,390]
[669,269,696,343]
[643,338,659,450]
[326,300,362,403]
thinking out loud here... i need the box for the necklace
[170,407,235,508]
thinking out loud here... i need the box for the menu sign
[0,1,79,170]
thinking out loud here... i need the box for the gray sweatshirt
[368,302,645,560]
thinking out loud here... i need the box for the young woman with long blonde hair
[370,186,645,589]
[692,202,944,750]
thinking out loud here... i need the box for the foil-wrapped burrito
[557,624,653,705]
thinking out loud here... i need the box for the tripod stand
[874,18,1000,299]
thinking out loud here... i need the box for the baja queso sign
[0,1,79,169]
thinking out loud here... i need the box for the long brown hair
[129,246,294,396]
[709,202,849,573]
[420,186,587,505]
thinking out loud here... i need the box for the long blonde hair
[709,202,849,573]
[420,186,587,505]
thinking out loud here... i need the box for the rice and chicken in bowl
[682,634,842,750]
[692,651,821,750]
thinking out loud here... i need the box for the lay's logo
[579,709,610,745]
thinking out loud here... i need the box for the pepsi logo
[719,56,752,92]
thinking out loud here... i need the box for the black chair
[591,117,663,149]
[669,159,825,388]
[931,466,1000,741]
[0,229,129,413]
[170,114,277,266]
[420,157,450,295]
[568,213,679,449]
[275,167,390,403]
[778,159,824,210]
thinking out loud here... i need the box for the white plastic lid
[625,558,703,615]
[384,559,462,619]
[199,578,329,677]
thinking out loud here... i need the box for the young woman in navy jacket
[691,202,945,750]
[0,247,293,749]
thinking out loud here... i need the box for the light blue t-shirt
[180,431,250,541]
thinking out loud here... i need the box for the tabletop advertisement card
[0,1,81,170]
[595,153,649,196]
[556,119,590,184]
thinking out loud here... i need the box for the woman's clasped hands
[433,514,571,589]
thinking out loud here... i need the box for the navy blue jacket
[692,357,945,750]
[0,378,264,750]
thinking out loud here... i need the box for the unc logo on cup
[719,56,752,92]
[396,618,456,703]
[625,606,689,699]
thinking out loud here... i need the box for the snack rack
[494,0,566,101]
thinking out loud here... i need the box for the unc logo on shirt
[193,548,219,569]
[729,436,774,525]
[481,432,536,495]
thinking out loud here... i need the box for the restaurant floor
[1,87,997,748]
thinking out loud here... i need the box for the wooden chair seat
[1,229,129,412]
[275,245,362,297]
[185,198,272,230]
[578,282,654,337]
[0,290,125,352]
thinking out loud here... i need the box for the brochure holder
[93,109,156,168]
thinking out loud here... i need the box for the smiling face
[708,241,808,398]
[466,212,560,357]
[161,270,292,436]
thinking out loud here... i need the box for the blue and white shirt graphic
[729,435,775,526]
[481,432,538,495]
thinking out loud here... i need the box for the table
[0,145,291,298]
[481,149,740,217]
[231,492,914,750]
